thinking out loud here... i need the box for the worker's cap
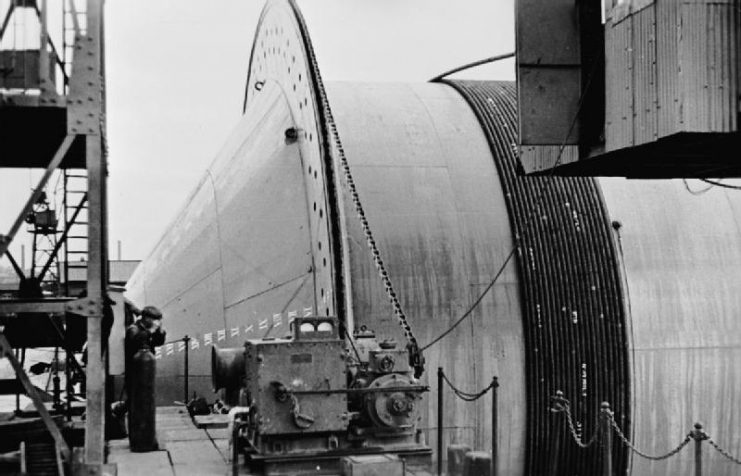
[141,306,163,320]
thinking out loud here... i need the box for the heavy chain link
[297,16,422,372]
[558,403,598,449]
[441,371,497,402]
[609,416,691,461]
[708,439,741,465]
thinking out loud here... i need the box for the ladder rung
[66,251,88,254]
[67,236,88,239]
[65,174,88,179]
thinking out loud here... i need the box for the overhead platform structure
[0,0,110,474]
[516,0,741,177]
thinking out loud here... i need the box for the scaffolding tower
[0,0,109,473]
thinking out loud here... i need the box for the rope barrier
[550,392,741,468]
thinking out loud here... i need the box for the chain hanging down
[296,9,424,378]
[708,438,741,466]
[550,392,598,449]
[440,369,497,402]
[609,417,692,461]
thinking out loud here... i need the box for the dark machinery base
[242,446,432,476]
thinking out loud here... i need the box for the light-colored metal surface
[600,178,741,475]
[127,80,320,401]
[325,82,527,475]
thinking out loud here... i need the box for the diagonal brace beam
[0,3,14,42]
[0,333,71,461]
[0,135,76,259]
[3,250,25,280]
[38,193,88,282]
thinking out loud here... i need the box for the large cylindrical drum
[129,348,157,452]
[125,1,741,474]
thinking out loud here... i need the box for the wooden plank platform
[109,406,434,475]
[109,406,229,476]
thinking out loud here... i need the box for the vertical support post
[39,0,49,88]
[15,349,20,414]
[491,376,499,476]
[84,131,106,465]
[691,423,707,476]
[66,351,73,421]
[53,347,61,410]
[437,367,444,476]
[601,402,613,476]
[80,0,107,465]
[183,335,190,403]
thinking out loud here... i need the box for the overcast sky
[1,0,515,271]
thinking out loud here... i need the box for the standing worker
[125,305,166,369]
[121,305,166,450]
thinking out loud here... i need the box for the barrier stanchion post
[491,376,499,476]
[437,367,444,476]
[183,335,190,403]
[691,423,708,476]
[601,402,613,476]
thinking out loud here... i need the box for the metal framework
[0,0,110,473]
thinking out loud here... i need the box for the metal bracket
[65,297,103,317]
[67,34,102,136]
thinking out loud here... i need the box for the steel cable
[700,178,741,191]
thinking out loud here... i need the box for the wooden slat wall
[604,0,739,152]
[656,0,680,137]
[605,13,634,150]
[633,6,658,145]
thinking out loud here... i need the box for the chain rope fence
[550,391,741,474]
[440,370,498,402]
[435,368,499,476]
